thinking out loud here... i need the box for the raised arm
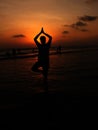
[43,31,52,44]
[34,30,42,46]
[34,27,52,46]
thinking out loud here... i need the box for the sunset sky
[0,0,98,48]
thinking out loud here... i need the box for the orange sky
[0,0,98,48]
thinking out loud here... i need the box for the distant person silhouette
[32,27,52,82]
[57,45,62,54]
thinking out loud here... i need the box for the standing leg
[43,65,49,82]
[42,66,49,92]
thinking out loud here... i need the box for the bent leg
[31,62,40,72]
[31,62,43,73]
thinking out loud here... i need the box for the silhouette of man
[57,45,62,54]
[32,27,52,81]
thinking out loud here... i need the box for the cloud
[64,21,87,30]
[64,21,87,27]
[64,14,97,33]
[12,34,26,38]
[79,15,98,22]
[85,0,98,4]
[80,29,89,32]
[64,25,70,27]
[73,21,87,27]
[62,31,69,34]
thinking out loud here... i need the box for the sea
[0,46,98,95]
[0,46,98,128]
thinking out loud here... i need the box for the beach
[0,47,98,128]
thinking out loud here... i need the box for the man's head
[40,36,46,45]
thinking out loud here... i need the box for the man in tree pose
[32,27,52,82]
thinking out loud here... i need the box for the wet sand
[0,76,98,129]
[0,49,98,129]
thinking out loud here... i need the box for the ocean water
[0,47,98,96]
[0,47,98,128]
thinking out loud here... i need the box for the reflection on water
[0,48,98,94]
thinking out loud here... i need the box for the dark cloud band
[86,0,98,4]
[62,31,69,34]
[12,34,26,38]
[79,15,98,22]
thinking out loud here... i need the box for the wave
[0,46,98,60]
